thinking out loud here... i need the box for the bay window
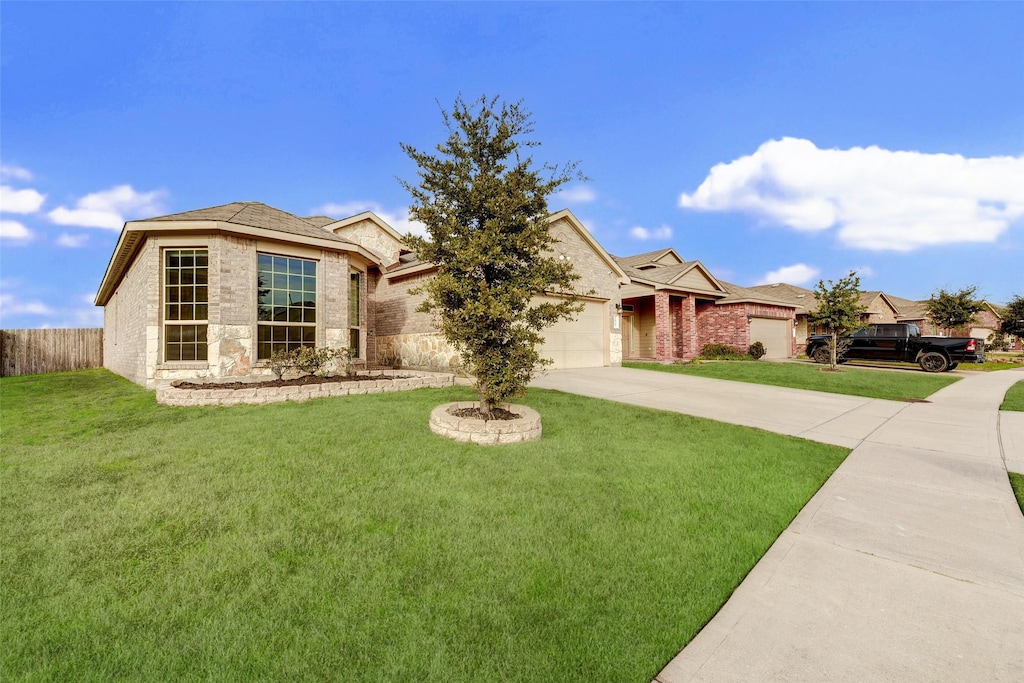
[257,253,317,359]
[163,249,208,361]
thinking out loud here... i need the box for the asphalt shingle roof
[144,202,353,244]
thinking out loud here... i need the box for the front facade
[96,203,386,387]
[96,203,631,387]
[614,249,797,361]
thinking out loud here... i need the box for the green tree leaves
[809,272,867,369]
[401,96,585,415]
[926,286,985,334]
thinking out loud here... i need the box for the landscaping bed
[158,369,454,406]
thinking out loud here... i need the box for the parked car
[806,323,985,372]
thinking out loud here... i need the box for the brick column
[680,295,697,360]
[654,292,672,361]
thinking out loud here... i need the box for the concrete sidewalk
[532,367,1024,681]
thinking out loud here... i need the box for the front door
[622,313,635,358]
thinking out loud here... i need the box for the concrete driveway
[531,366,905,448]
[532,366,1024,682]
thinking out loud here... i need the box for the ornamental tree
[808,272,866,370]
[400,95,585,417]
[925,286,985,335]
[1001,294,1024,340]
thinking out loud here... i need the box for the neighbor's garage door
[749,317,792,359]
[537,298,607,369]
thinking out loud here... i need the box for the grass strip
[1000,380,1024,412]
[1,369,847,682]
[624,361,957,401]
[1009,473,1024,517]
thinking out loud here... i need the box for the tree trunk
[830,332,838,370]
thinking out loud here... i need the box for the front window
[257,253,316,359]
[164,249,208,361]
[349,270,362,358]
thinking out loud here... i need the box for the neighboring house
[95,202,629,387]
[613,249,797,360]
[749,283,906,349]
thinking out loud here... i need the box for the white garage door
[537,298,607,369]
[749,317,792,359]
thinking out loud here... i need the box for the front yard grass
[624,360,958,401]
[0,370,847,682]
[1000,380,1024,412]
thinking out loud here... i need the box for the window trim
[349,268,363,358]
[256,251,319,360]
[162,247,209,363]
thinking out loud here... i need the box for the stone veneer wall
[157,369,454,406]
[376,333,460,371]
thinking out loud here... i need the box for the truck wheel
[918,352,949,373]
[811,348,830,364]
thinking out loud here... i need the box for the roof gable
[546,209,630,284]
[614,248,685,269]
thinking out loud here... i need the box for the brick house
[748,283,911,349]
[613,249,797,360]
[95,203,629,387]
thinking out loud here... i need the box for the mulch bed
[172,374,411,390]
[449,406,521,421]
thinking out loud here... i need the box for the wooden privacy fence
[0,328,104,377]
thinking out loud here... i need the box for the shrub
[749,341,766,359]
[987,331,1009,352]
[700,343,742,358]
[268,349,297,380]
[294,347,349,377]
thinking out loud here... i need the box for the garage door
[749,317,792,359]
[537,298,607,369]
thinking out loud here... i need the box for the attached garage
[537,298,608,369]
[749,317,792,359]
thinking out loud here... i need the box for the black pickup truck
[806,323,985,372]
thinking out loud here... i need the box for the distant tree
[926,286,984,335]
[808,272,866,370]
[1002,294,1024,340]
[400,95,585,418]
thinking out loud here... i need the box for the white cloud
[850,265,875,278]
[0,293,54,317]
[0,164,33,181]
[753,263,820,286]
[629,224,673,241]
[554,185,597,205]
[56,233,89,248]
[0,185,46,214]
[0,219,33,242]
[48,184,166,230]
[311,201,427,237]
[679,137,1024,252]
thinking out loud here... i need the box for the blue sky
[2,2,1021,329]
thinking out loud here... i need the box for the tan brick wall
[103,240,158,386]
[374,271,435,338]
[374,218,623,369]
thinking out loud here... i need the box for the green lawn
[1,370,847,682]
[624,361,958,401]
[955,360,1024,372]
[1009,473,1024,516]
[1000,380,1024,412]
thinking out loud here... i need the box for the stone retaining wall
[157,370,454,407]
[429,401,542,445]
